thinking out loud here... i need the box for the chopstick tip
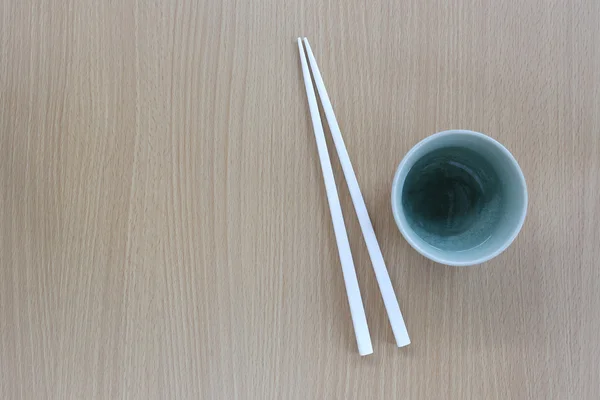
[302,38,312,51]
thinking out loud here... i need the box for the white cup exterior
[391,130,528,266]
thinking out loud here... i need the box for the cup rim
[391,129,528,266]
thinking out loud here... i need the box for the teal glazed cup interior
[391,130,527,266]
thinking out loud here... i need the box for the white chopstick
[302,38,410,347]
[297,38,373,356]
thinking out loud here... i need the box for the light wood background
[1,0,599,399]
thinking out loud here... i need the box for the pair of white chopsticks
[297,38,410,355]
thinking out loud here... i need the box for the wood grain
[1,0,599,398]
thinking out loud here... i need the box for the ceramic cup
[391,130,527,266]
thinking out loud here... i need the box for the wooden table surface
[2,0,599,398]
